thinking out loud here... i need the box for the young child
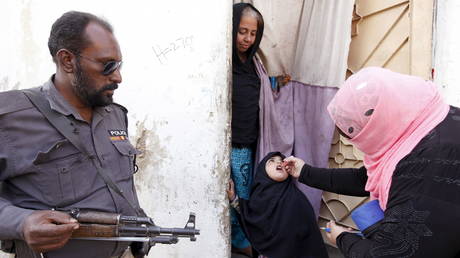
[228,152,329,258]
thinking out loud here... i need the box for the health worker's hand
[282,156,305,178]
[325,220,354,246]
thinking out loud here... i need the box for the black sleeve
[335,198,458,258]
[335,142,460,258]
[336,233,374,258]
[298,164,369,196]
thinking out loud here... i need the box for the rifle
[11,209,200,258]
[68,208,200,247]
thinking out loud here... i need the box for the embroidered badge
[108,130,127,141]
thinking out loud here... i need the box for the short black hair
[48,11,113,63]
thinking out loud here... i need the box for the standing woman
[230,3,266,256]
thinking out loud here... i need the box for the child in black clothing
[228,152,328,258]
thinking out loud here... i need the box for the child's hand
[227,179,236,201]
[325,220,354,246]
[282,156,305,178]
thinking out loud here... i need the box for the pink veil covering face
[327,67,449,210]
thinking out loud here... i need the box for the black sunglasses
[75,54,122,76]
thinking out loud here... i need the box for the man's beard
[73,60,118,107]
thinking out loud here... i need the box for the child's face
[265,156,289,182]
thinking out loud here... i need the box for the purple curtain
[256,57,338,216]
[291,81,337,216]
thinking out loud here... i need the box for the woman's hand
[227,179,236,201]
[282,156,305,178]
[326,220,353,246]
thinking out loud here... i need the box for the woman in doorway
[230,3,268,257]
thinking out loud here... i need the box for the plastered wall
[1,1,231,257]
[433,0,460,106]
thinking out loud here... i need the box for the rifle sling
[23,89,142,216]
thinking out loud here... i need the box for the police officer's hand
[22,210,79,252]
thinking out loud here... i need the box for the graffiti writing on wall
[152,35,194,65]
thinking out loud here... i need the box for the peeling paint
[134,119,169,172]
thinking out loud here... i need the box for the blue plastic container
[351,200,384,231]
[269,76,277,90]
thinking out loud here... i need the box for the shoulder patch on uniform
[0,90,33,115]
[110,102,129,132]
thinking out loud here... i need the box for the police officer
[0,11,142,257]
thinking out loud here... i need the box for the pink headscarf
[327,67,449,210]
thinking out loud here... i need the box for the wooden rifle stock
[72,224,118,238]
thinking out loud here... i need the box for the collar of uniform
[42,75,86,122]
[93,105,111,119]
[91,106,111,127]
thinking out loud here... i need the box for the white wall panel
[1,1,231,257]
[434,0,460,106]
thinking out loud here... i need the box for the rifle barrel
[72,237,150,242]
[119,225,200,237]
[72,236,179,244]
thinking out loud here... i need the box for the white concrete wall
[1,0,232,257]
[433,0,460,106]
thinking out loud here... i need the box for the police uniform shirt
[0,77,141,258]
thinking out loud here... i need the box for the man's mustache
[100,83,118,92]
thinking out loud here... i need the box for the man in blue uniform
[0,11,142,258]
